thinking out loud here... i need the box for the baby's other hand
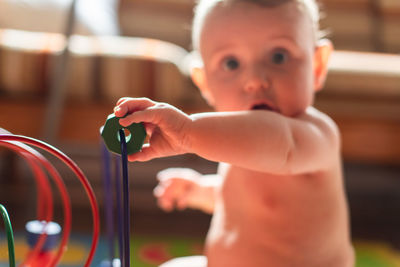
[154,168,213,213]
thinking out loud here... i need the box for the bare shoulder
[299,107,341,150]
[279,107,341,173]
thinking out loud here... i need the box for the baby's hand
[113,97,192,162]
[153,168,216,214]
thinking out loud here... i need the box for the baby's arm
[187,107,340,174]
[115,97,339,174]
[153,168,220,214]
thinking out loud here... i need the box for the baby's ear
[188,51,205,88]
[313,39,333,91]
[191,67,215,106]
[191,66,205,90]
[189,52,216,107]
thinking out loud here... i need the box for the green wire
[0,204,16,267]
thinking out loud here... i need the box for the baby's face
[198,1,317,116]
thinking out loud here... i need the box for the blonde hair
[191,0,323,50]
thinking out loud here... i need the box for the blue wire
[119,130,130,267]
[114,154,124,263]
[101,142,115,262]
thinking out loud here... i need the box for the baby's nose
[244,67,269,92]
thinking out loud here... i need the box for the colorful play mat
[1,235,400,267]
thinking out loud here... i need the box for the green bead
[101,114,146,155]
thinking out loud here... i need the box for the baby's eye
[271,50,289,65]
[222,57,240,71]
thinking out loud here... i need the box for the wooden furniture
[118,0,400,53]
[318,51,400,165]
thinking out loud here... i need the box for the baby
[113,0,355,266]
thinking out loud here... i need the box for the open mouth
[251,103,274,111]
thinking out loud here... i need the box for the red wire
[0,140,66,267]
[32,158,50,221]
[28,155,53,221]
[0,142,54,221]
[0,141,54,266]
[18,148,70,267]
[0,135,100,267]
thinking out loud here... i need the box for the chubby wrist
[181,113,197,154]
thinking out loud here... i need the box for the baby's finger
[115,97,156,119]
[153,184,164,198]
[157,198,174,212]
[118,108,156,127]
[156,185,180,212]
[115,97,131,106]
[127,145,157,162]
[114,97,138,117]
[176,191,191,210]
[153,181,174,198]
[113,104,129,118]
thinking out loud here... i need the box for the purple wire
[113,154,124,263]
[101,142,115,262]
[119,130,130,267]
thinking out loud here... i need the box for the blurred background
[0,0,399,266]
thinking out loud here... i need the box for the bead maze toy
[99,114,146,267]
[0,132,99,267]
[0,114,146,267]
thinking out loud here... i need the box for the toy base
[98,258,121,267]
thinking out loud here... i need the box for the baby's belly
[205,209,353,267]
[204,168,354,267]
